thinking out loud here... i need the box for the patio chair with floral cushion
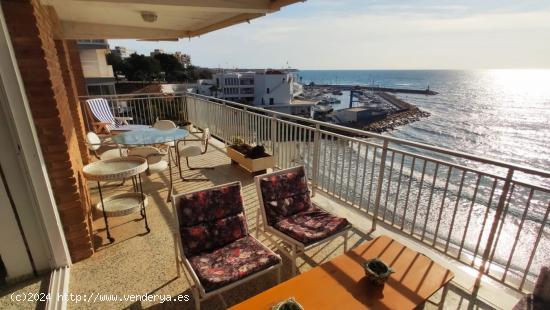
[171,182,282,310]
[254,166,352,275]
[513,266,550,310]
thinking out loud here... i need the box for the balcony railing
[81,92,550,294]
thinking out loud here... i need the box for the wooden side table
[83,156,149,243]
[231,235,454,309]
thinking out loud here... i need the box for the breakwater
[311,84,438,95]
[303,85,432,133]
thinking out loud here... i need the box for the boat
[313,105,333,113]
[332,90,343,95]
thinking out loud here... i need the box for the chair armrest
[146,153,165,159]
[176,138,199,146]
[102,143,123,148]
[93,121,112,125]
[84,141,119,149]
[114,117,133,125]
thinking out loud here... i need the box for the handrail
[82,91,549,178]
[185,92,549,178]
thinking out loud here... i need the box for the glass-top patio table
[111,127,189,146]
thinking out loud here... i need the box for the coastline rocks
[363,108,431,133]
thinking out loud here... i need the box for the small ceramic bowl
[362,258,395,286]
[272,297,304,310]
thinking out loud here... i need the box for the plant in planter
[227,136,274,174]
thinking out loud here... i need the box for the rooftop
[346,107,368,112]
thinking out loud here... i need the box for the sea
[295,69,550,286]
[297,69,550,172]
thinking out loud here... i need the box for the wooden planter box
[226,146,274,174]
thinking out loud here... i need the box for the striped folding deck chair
[85,98,149,134]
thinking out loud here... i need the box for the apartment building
[205,69,316,117]
[174,51,190,67]
[77,40,116,95]
[111,45,135,59]
[149,48,165,57]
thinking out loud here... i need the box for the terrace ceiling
[41,0,303,40]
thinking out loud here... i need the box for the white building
[204,69,316,117]
[111,45,135,58]
[77,40,116,95]
[150,48,165,57]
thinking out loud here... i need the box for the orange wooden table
[230,235,454,310]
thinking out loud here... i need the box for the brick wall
[2,0,94,262]
[56,40,90,166]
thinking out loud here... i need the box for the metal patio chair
[171,182,282,310]
[128,146,173,202]
[255,166,352,275]
[85,98,149,134]
[85,131,127,160]
[153,119,178,165]
[513,266,550,309]
[176,128,214,181]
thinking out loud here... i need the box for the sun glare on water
[487,69,550,100]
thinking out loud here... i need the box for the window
[267,88,270,94]
[87,85,101,95]
[269,98,274,105]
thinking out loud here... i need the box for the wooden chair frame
[84,98,135,134]
[254,166,352,275]
[171,181,282,310]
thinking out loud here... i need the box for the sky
[108,0,550,70]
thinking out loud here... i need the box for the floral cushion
[260,168,311,224]
[263,192,312,225]
[273,207,350,245]
[188,236,281,292]
[512,295,548,310]
[178,183,243,226]
[177,183,248,256]
[180,214,247,256]
[534,267,550,303]
[259,168,308,201]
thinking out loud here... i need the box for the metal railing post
[371,140,389,231]
[472,168,514,298]
[146,94,153,125]
[222,101,228,145]
[243,106,249,144]
[311,124,321,196]
[271,114,277,166]
[179,94,185,124]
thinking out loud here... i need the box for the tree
[125,53,161,81]
[106,52,127,80]
[186,65,213,81]
[154,54,183,72]
[209,85,220,97]
[106,51,210,83]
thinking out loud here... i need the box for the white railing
[81,92,550,294]
[80,93,188,128]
